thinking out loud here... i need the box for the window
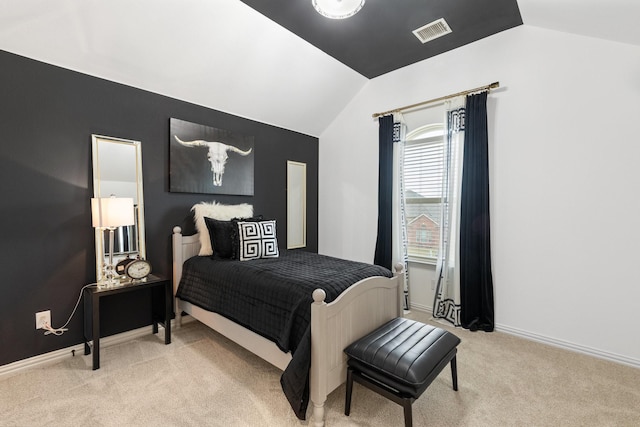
[416,226,429,244]
[404,124,444,262]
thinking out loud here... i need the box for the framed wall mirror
[287,161,306,249]
[92,135,145,281]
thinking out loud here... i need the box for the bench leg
[402,398,413,427]
[451,355,458,391]
[345,367,354,416]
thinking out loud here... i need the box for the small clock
[125,258,152,280]
[115,256,134,275]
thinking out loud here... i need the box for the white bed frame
[172,226,404,426]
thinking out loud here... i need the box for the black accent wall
[0,50,319,367]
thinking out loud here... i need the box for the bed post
[310,288,328,427]
[172,226,184,328]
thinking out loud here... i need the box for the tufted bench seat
[343,317,461,427]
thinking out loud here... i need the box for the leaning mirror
[92,135,145,282]
[287,161,306,249]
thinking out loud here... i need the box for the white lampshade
[313,0,365,19]
[91,197,135,228]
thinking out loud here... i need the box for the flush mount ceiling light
[313,0,365,19]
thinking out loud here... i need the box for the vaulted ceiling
[240,0,523,79]
[0,1,639,136]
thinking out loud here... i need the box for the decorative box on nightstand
[83,274,172,370]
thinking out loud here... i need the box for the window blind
[404,136,443,201]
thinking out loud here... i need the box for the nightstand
[83,274,172,370]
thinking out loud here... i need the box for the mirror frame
[92,134,146,281]
[287,160,307,249]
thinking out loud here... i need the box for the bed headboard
[172,226,201,297]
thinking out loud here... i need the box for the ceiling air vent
[412,18,452,43]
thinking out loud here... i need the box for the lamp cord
[41,284,94,336]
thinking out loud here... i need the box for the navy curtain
[460,92,495,331]
[374,115,394,270]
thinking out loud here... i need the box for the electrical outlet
[35,310,51,329]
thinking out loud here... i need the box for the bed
[172,225,404,426]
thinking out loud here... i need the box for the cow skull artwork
[174,135,253,186]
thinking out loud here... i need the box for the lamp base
[97,268,122,289]
[97,227,124,289]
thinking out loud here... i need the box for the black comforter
[175,250,393,419]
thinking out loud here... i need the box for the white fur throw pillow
[192,201,253,256]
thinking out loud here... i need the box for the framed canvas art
[169,118,254,195]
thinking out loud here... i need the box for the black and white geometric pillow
[237,220,279,261]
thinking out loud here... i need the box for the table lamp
[91,196,135,287]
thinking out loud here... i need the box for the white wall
[319,25,640,366]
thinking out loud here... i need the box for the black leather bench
[344,317,461,427]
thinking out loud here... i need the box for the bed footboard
[309,264,404,426]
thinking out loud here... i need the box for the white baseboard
[406,302,639,369]
[496,323,640,369]
[0,323,173,379]
[4,314,637,378]
[407,302,432,313]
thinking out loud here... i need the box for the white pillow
[192,201,253,256]
[237,220,279,261]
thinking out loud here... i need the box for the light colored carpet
[1,312,639,426]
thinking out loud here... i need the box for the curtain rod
[372,81,500,119]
